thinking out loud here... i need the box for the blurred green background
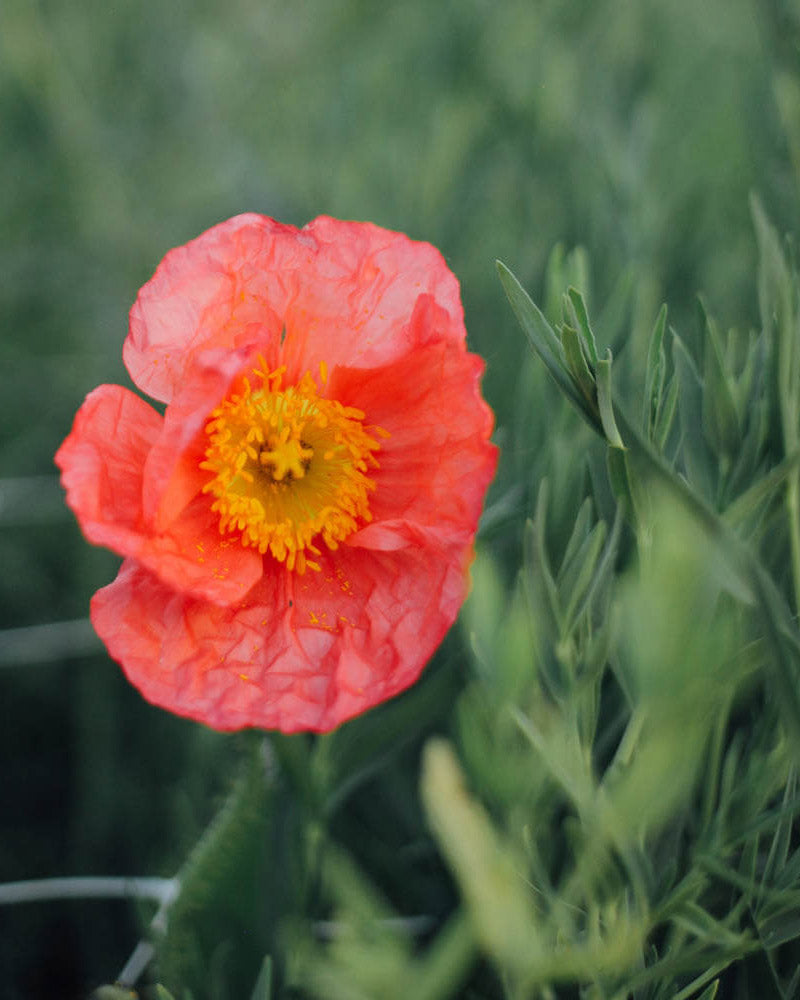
[2,0,800,996]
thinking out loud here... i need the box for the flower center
[200,360,383,573]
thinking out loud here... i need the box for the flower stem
[0,876,177,906]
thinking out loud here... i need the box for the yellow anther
[200,359,385,573]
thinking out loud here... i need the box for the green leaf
[525,482,563,637]
[570,503,623,629]
[557,496,594,582]
[776,840,800,889]
[561,323,596,402]
[156,741,275,998]
[644,304,668,437]
[606,446,633,514]
[673,334,715,502]
[420,739,539,971]
[596,352,625,449]
[568,286,599,367]
[249,956,273,1000]
[699,298,740,457]
[497,260,602,433]
[755,907,800,949]
[670,901,748,948]
[559,520,607,632]
[694,981,720,1000]
[752,194,792,355]
[752,194,800,447]
[761,770,797,891]
[498,259,564,359]
[654,373,680,453]
[726,395,769,506]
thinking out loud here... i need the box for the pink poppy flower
[56,215,497,732]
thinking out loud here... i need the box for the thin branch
[0,876,178,906]
[117,880,181,988]
[0,618,100,666]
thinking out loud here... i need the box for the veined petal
[329,339,497,547]
[125,215,466,405]
[125,215,302,403]
[56,385,163,553]
[279,217,466,381]
[91,539,469,733]
[56,384,262,606]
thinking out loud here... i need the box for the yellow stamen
[200,359,383,573]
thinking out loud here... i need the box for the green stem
[0,876,176,906]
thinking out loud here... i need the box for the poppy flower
[56,215,497,732]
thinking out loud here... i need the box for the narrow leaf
[655,374,680,453]
[560,521,608,632]
[528,482,563,635]
[673,334,715,502]
[557,497,594,583]
[761,771,797,890]
[644,304,668,436]
[249,956,273,1000]
[785,964,800,999]
[561,323,596,402]
[567,502,623,630]
[699,298,740,457]
[694,982,720,1000]
[497,260,602,432]
[596,352,624,448]
[606,447,635,521]
[497,259,564,359]
[671,900,747,948]
[568,286,599,367]
[756,907,800,949]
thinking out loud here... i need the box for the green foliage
[5,1,800,998]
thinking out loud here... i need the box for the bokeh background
[2,0,800,996]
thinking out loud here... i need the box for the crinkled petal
[125,215,302,403]
[91,537,470,732]
[142,344,259,527]
[330,337,497,548]
[125,215,465,404]
[56,384,261,606]
[55,385,163,553]
[279,217,465,380]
